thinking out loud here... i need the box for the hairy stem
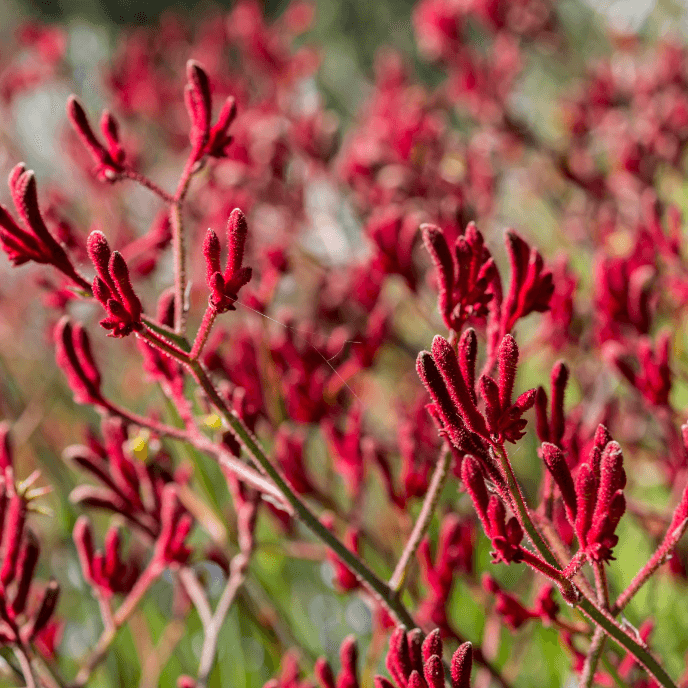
[491,444,558,568]
[190,305,218,361]
[580,628,606,688]
[580,561,610,687]
[139,326,417,628]
[122,169,175,203]
[169,202,187,335]
[140,316,191,352]
[613,516,688,615]
[169,150,200,334]
[491,444,678,688]
[389,447,451,592]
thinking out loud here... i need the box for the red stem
[190,305,217,360]
[121,169,175,204]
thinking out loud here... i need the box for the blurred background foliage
[1,0,688,687]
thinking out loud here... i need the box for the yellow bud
[130,436,148,462]
[204,413,222,430]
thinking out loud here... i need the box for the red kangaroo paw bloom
[0,164,87,287]
[462,457,522,564]
[185,60,212,161]
[501,230,554,335]
[417,514,474,633]
[65,418,191,544]
[573,429,627,563]
[541,443,577,524]
[605,330,672,408]
[450,642,473,688]
[73,516,140,598]
[204,208,253,312]
[432,334,489,438]
[483,575,536,630]
[421,222,495,334]
[67,95,126,181]
[534,361,569,446]
[54,317,105,407]
[206,96,238,158]
[378,625,473,688]
[478,335,536,444]
[0,426,59,651]
[87,230,143,337]
[185,61,238,162]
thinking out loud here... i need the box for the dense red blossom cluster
[1,1,688,687]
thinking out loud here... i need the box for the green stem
[576,596,675,688]
[139,327,416,628]
[389,447,451,592]
[580,628,606,688]
[121,168,175,203]
[169,202,187,335]
[169,150,200,335]
[491,444,559,568]
[580,561,611,687]
[141,316,191,352]
[612,516,688,615]
[490,444,677,688]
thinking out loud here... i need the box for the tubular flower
[67,95,126,182]
[0,427,60,654]
[462,456,523,564]
[87,230,143,337]
[73,516,140,598]
[376,626,473,688]
[421,221,496,333]
[0,163,87,287]
[54,317,105,407]
[417,331,535,452]
[541,425,626,564]
[185,60,238,162]
[203,208,253,312]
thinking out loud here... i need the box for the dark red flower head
[377,625,473,688]
[203,208,253,313]
[0,164,88,288]
[67,95,126,182]
[87,230,143,337]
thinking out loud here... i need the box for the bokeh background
[2,0,688,687]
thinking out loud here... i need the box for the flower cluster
[0,3,688,688]
[0,426,60,658]
[264,626,473,688]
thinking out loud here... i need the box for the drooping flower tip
[0,164,85,286]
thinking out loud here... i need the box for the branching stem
[490,443,678,688]
[139,326,417,628]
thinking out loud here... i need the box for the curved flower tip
[54,317,104,406]
[204,208,252,313]
[87,231,143,337]
[67,95,125,181]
